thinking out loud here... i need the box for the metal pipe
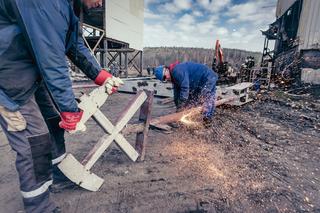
[121,96,236,135]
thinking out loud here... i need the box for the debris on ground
[0,87,319,212]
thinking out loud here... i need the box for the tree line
[143,47,262,70]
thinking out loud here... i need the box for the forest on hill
[143,47,262,70]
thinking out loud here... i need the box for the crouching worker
[0,0,123,212]
[155,62,218,125]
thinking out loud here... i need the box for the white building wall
[297,0,320,50]
[105,0,144,50]
[276,0,297,18]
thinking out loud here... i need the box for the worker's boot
[17,206,61,213]
[49,166,77,193]
[50,180,77,193]
[52,207,62,213]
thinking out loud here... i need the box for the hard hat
[154,65,165,81]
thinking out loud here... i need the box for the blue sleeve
[201,71,218,95]
[173,67,189,101]
[15,0,78,112]
[66,20,102,81]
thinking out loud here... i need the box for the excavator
[212,40,257,85]
[212,40,237,84]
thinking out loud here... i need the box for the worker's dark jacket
[0,0,101,112]
[171,62,218,108]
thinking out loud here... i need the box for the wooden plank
[82,91,147,169]
[135,90,154,161]
[92,109,139,162]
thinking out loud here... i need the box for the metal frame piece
[118,78,174,97]
[78,3,144,78]
[106,49,143,77]
[58,88,153,191]
[135,90,154,161]
[82,23,105,54]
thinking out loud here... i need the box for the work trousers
[186,81,217,119]
[200,79,217,119]
[35,85,68,184]
[0,84,68,213]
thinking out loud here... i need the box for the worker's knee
[0,106,27,132]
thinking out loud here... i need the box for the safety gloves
[94,70,124,94]
[59,111,86,133]
[59,70,123,133]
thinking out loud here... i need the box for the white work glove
[94,70,124,94]
[68,122,87,134]
[104,76,124,95]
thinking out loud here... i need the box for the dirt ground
[0,87,319,213]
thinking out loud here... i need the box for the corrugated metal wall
[276,0,297,18]
[297,0,320,50]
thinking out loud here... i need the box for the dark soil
[0,88,319,213]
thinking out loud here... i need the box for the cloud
[144,0,157,7]
[227,0,276,25]
[144,9,162,20]
[158,0,193,14]
[197,0,231,12]
[144,0,277,51]
[196,15,219,34]
[192,10,203,17]
[174,0,192,10]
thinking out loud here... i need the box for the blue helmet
[154,65,164,81]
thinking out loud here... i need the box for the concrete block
[301,68,320,84]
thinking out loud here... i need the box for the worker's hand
[59,111,87,133]
[103,76,124,94]
[94,70,124,95]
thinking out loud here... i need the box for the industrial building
[262,0,320,84]
[78,0,144,77]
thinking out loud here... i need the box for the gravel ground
[0,88,319,213]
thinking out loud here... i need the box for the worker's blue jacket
[171,62,218,117]
[0,0,101,112]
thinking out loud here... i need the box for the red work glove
[94,70,124,94]
[59,111,86,132]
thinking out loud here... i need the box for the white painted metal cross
[58,87,148,191]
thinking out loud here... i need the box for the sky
[144,0,277,52]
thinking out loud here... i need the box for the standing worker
[0,0,123,212]
[155,62,218,125]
